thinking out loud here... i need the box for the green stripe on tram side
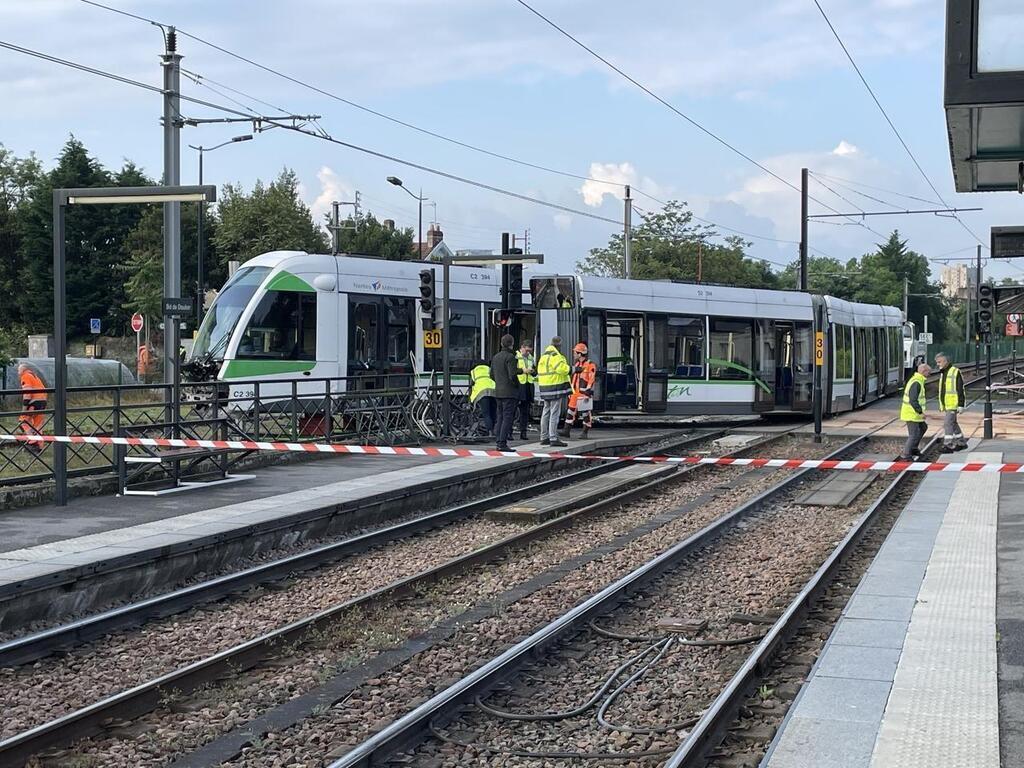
[704,358,773,394]
[265,271,315,293]
[223,360,317,378]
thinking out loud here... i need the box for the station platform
[0,428,675,631]
[762,438,1024,768]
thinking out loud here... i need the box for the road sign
[918,332,933,344]
[89,318,101,334]
[423,329,443,349]
[131,313,144,333]
[1008,314,1023,337]
[162,297,194,317]
[814,331,824,366]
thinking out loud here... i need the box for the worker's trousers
[942,410,967,448]
[901,421,927,460]
[540,396,563,442]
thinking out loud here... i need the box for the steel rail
[0,428,776,767]
[664,435,941,767]
[326,433,872,768]
[0,430,722,669]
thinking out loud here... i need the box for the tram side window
[834,325,853,380]
[668,316,705,378]
[350,301,379,367]
[888,327,901,368]
[709,319,753,381]
[237,291,316,360]
[867,329,878,374]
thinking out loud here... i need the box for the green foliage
[330,212,415,260]
[0,323,27,368]
[215,169,328,264]
[0,144,42,328]
[578,200,778,288]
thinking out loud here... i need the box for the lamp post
[386,176,427,259]
[188,135,252,327]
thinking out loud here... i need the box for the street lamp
[386,175,428,259]
[188,134,252,327]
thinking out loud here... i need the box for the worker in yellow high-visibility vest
[935,352,968,453]
[897,362,931,461]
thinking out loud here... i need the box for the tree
[578,200,778,288]
[214,169,327,264]
[329,212,414,260]
[779,255,859,300]
[0,145,42,328]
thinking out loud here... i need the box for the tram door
[774,323,795,410]
[854,329,867,406]
[347,295,416,390]
[603,313,643,410]
[753,320,777,413]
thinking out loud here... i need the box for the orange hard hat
[573,342,588,354]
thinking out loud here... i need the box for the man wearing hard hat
[561,342,596,440]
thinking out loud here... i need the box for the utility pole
[697,241,703,284]
[976,245,982,372]
[162,28,182,387]
[800,168,809,292]
[624,184,632,279]
[902,276,909,320]
[331,201,341,255]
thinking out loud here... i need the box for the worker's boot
[581,427,590,439]
[559,426,571,439]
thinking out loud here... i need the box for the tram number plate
[815,331,824,366]
[423,329,443,349]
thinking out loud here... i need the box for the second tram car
[529,274,904,416]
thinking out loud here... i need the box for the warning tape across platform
[1,433,1021,474]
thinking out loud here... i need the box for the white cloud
[553,212,572,231]
[833,140,859,157]
[309,166,355,223]
[578,161,669,208]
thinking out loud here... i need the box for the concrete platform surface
[762,440,1024,768]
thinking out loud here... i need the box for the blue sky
[2,0,1023,284]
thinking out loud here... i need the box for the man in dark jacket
[490,334,520,452]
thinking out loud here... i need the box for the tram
[187,250,504,403]
[529,274,905,416]
[188,251,906,418]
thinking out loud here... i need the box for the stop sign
[131,313,144,333]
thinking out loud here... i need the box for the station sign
[423,329,443,349]
[991,227,1024,259]
[918,332,933,345]
[814,331,824,366]
[89,318,101,334]
[162,297,194,317]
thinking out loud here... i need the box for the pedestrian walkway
[762,442,1017,768]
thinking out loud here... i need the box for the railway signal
[491,308,514,328]
[977,284,994,334]
[418,268,435,315]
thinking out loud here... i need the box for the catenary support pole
[332,201,340,255]
[976,245,982,372]
[800,168,808,292]
[196,147,204,327]
[441,256,451,437]
[52,193,67,506]
[624,184,632,279]
[162,28,182,385]
[985,336,993,439]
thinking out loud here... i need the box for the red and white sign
[1007,313,1023,337]
[131,313,145,333]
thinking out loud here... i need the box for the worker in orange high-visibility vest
[562,342,597,440]
[17,363,47,450]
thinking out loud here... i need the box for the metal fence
[0,375,474,492]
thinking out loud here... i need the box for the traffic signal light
[978,283,994,324]
[418,268,434,314]
[491,308,514,328]
[507,263,523,309]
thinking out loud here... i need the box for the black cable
[811,0,988,250]
[80,0,833,248]
[0,39,621,226]
[811,171,945,209]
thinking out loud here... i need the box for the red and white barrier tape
[0,433,1020,473]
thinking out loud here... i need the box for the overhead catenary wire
[0,39,622,226]
[811,0,988,250]
[80,0,848,249]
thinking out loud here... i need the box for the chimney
[383,219,395,230]
[426,224,444,250]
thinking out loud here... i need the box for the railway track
[321,432,903,768]
[0,428,818,767]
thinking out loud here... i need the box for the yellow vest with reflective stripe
[516,351,536,385]
[939,365,961,411]
[469,364,495,404]
[536,346,571,396]
[900,372,926,423]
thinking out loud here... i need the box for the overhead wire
[810,171,945,208]
[81,0,837,249]
[811,0,988,249]
[0,38,623,226]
